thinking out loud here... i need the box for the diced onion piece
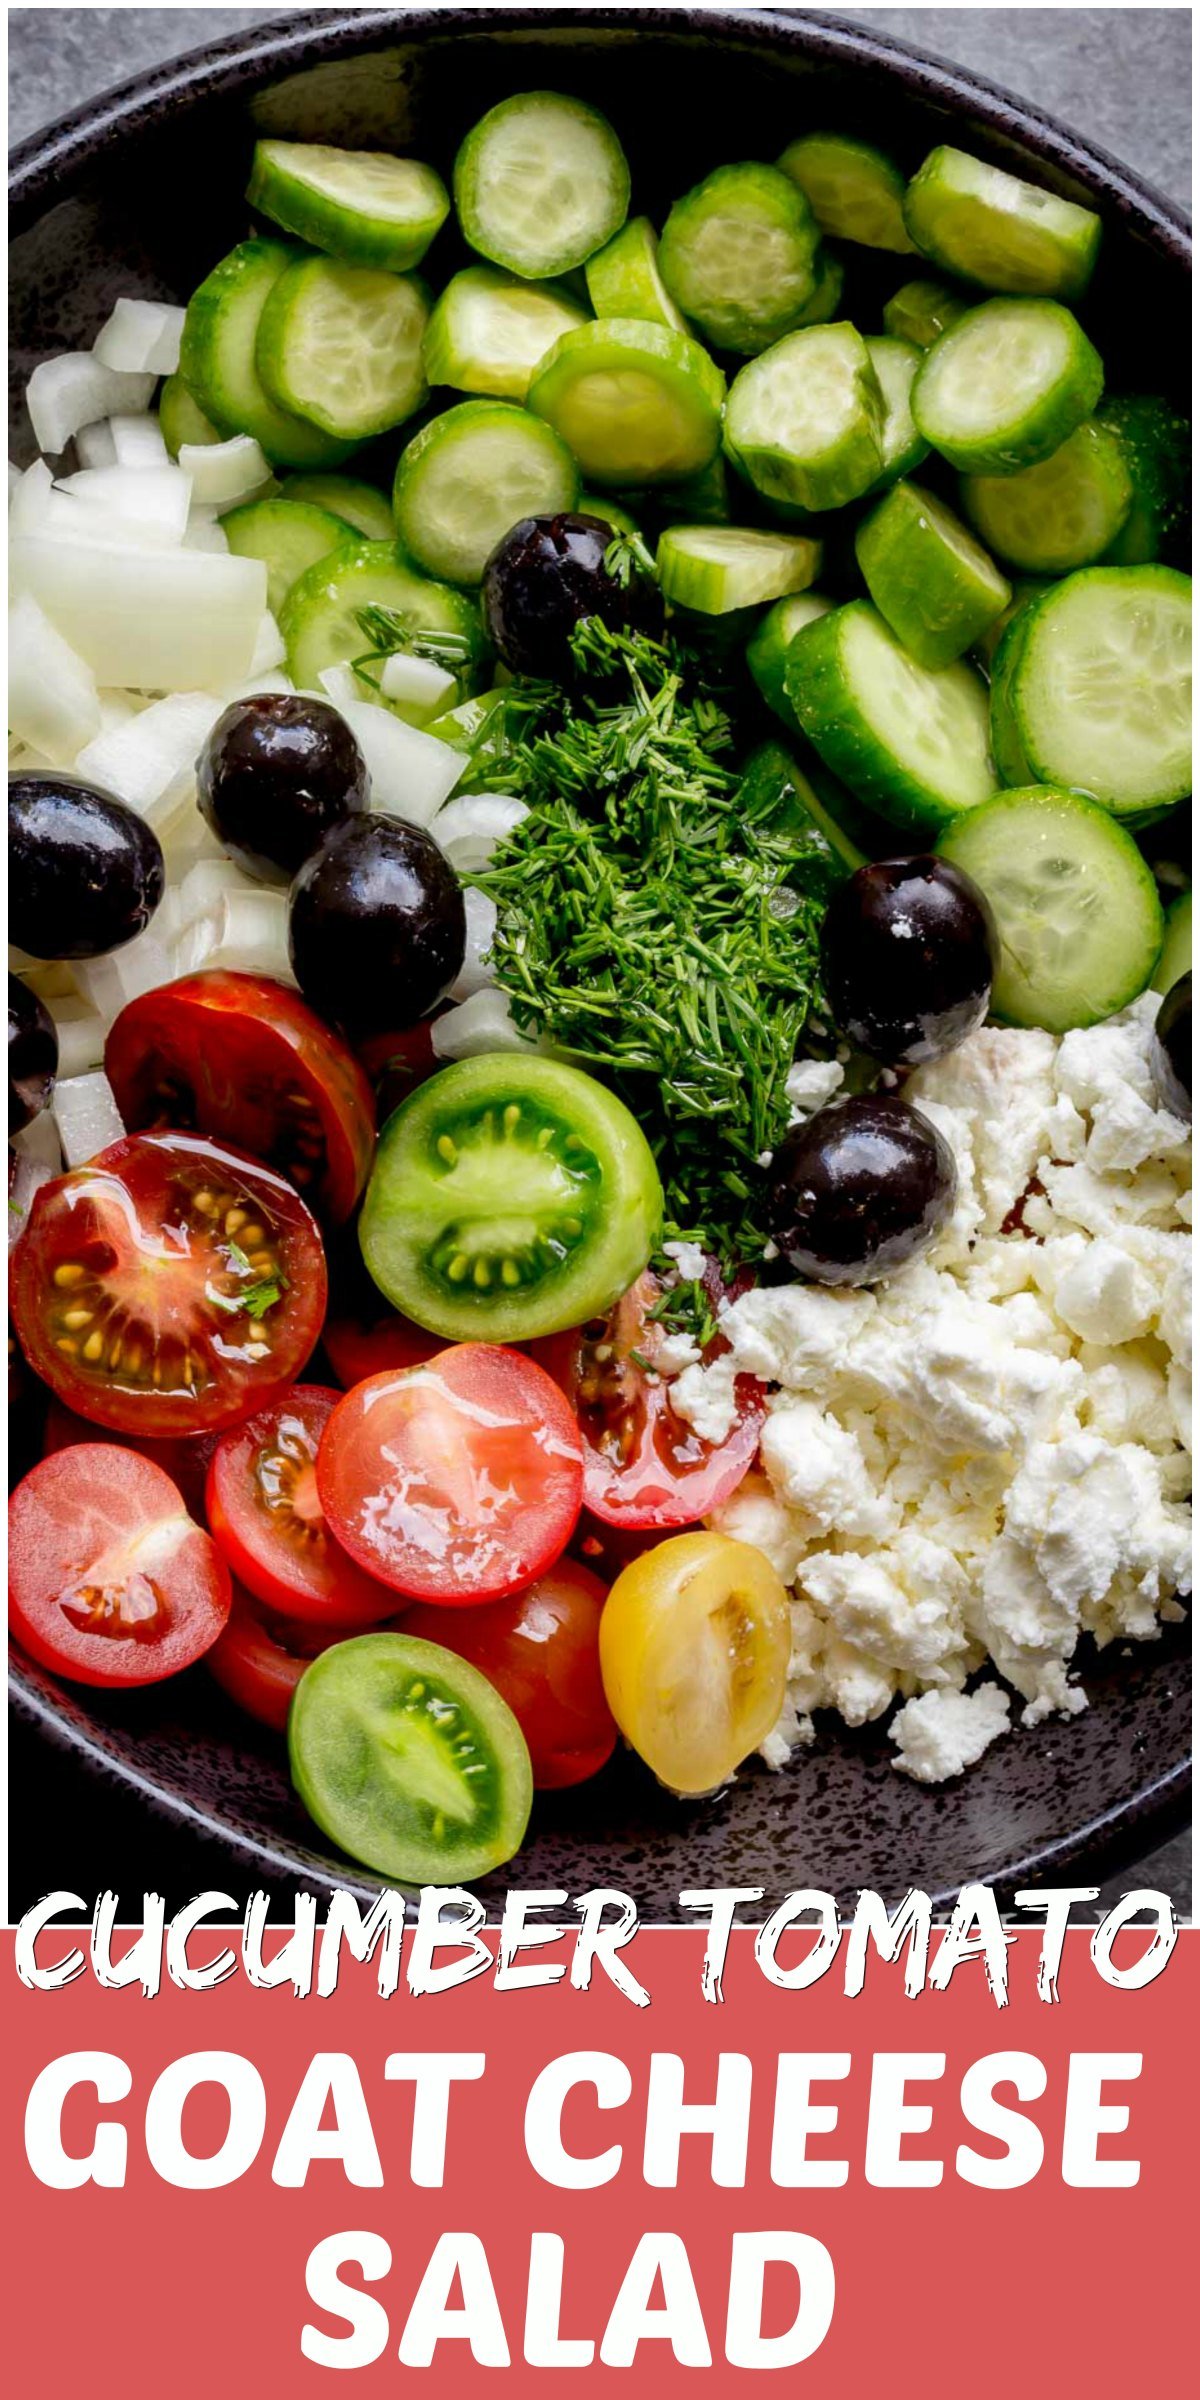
[73,690,228,826]
[75,420,119,469]
[429,791,528,872]
[10,459,54,535]
[109,412,170,469]
[96,691,142,732]
[9,535,269,694]
[94,297,186,377]
[50,1003,108,1079]
[160,805,227,881]
[55,463,192,546]
[177,859,252,926]
[317,667,464,826]
[180,433,273,509]
[74,932,174,1026]
[7,592,102,765]
[448,887,498,1000]
[8,460,21,502]
[431,988,538,1060]
[378,650,459,717]
[9,1111,62,1247]
[221,670,296,704]
[173,890,295,985]
[248,610,287,675]
[26,355,156,455]
[54,1070,127,1167]
[184,510,230,554]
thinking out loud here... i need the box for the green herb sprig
[350,604,475,695]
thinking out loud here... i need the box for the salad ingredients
[767,1093,958,1284]
[179,239,355,467]
[911,297,1104,472]
[40,1394,220,1519]
[288,815,466,1035]
[452,91,630,280]
[249,140,450,271]
[786,600,995,839]
[197,692,370,882]
[903,145,1102,299]
[656,523,821,615]
[598,1530,792,1795]
[278,537,486,701]
[206,1385,397,1626]
[9,976,59,1134]
[316,1344,583,1602]
[223,493,354,615]
[960,417,1134,574]
[424,263,589,401]
[658,162,825,354]
[882,276,966,348]
[1005,565,1192,818]
[1097,394,1190,566]
[583,215,685,332]
[854,480,1011,668]
[1152,974,1190,1121]
[821,856,999,1064]
[481,510,663,678]
[1154,892,1192,996]
[527,319,726,485]
[778,133,913,253]
[257,255,429,441]
[393,400,579,586]
[207,1588,354,1731]
[9,774,165,959]
[280,471,395,538]
[724,322,885,511]
[403,1556,616,1789]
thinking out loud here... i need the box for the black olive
[197,692,370,884]
[821,856,999,1066]
[9,773,165,960]
[481,512,664,680]
[766,1093,957,1286]
[288,816,466,1036]
[1152,973,1190,1121]
[8,976,58,1136]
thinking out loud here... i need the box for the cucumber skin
[528,318,726,486]
[179,239,356,469]
[159,373,220,454]
[248,143,449,272]
[1098,395,1192,567]
[912,300,1104,474]
[223,495,353,617]
[785,599,992,840]
[987,608,1037,787]
[882,278,966,348]
[1010,564,1193,824]
[1153,889,1192,993]
[281,473,395,540]
[746,593,831,733]
[855,482,1010,669]
[903,147,1102,301]
[736,738,862,878]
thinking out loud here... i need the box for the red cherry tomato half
[9,1444,231,1687]
[206,1384,398,1627]
[323,1300,445,1389]
[11,1132,327,1439]
[403,1556,616,1788]
[355,1018,441,1119]
[42,1395,219,1518]
[104,971,375,1222]
[537,1271,763,1531]
[206,1587,360,1733]
[317,1343,584,1603]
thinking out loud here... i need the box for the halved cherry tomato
[322,1225,445,1389]
[598,1529,791,1795]
[206,1587,361,1732]
[9,1444,232,1687]
[317,1343,584,1603]
[105,971,375,1222]
[42,1395,219,1518]
[536,1270,763,1531]
[206,1384,398,1626]
[11,1132,327,1439]
[355,1019,440,1121]
[403,1556,616,1789]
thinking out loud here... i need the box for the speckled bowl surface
[9,8,1191,1915]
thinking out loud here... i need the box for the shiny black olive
[288,816,466,1036]
[197,692,370,884]
[8,976,58,1136]
[1152,972,1190,1121]
[9,773,165,960]
[766,1093,957,1286]
[820,856,999,1066]
[481,512,664,680]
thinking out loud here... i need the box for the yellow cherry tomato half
[598,1530,791,1796]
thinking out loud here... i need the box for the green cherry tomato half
[358,1053,663,1341]
[288,1630,534,1884]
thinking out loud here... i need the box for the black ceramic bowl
[9,8,1191,1915]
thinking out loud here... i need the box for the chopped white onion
[448,887,498,1001]
[8,460,21,502]
[53,1070,126,1166]
[172,890,294,985]
[9,956,78,1000]
[177,858,251,926]
[248,610,287,676]
[9,1112,62,1247]
[317,667,465,825]
[75,419,119,469]
[184,511,230,554]
[180,434,272,509]
[94,297,186,377]
[74,931,174,1025]
[50,1002,107,1079]
[96,690,142,732]
[431,989,537,1059]
[109,412,170,469]
[429,791,528,873]
[55,463,192,546]
[160,805,227,881]
[10,535,269,693]
[378,650,459,717]
[74,690,228,827]
[10,459,54,534]
[222,669,295,703]
[7,592,102,765]
[26,355,156,455]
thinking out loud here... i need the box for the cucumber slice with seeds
[746,590,834,732]
[1097,396,1191,567]
[785,598,995,838]
[987,605,1037,785]
[280,540,487,702]
[257,257,429,441]
[724,322,884,513]
[281,473,395,540]
[864,333,929,485]
[223,495,352,617]
[657,524,820,614]
[778,133,914,254]
[159,374,220,455]
[1153,890,1191,994]
[938,786,1164,1031]
[180,239,355,469]
[974,577,1052,670]
[659,162,823,356]
[912,297,1103,473]
[423,264,587,401]
[961,419,1133,575]
[528,318,725,486]
[856,480,1010,668]
[1010,564,1192,820]
[904,146,1102,300]
[393,399,579,586]
[453,92,630,280]
[248,140,449,272]
[585,216,685,331]
[882,277,966,349]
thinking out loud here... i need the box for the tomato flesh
[207,1587,359,1732]
[11,1132,327,1438]
[317,1343,584,1602]
[403,1556,616,1789]
[206,1385,398,1626]
[42,1395,219,1517]
[598,1529,791,1794]
[9,1444,232,1687]
[105,971,375,1222]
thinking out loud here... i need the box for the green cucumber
[159,374,220,455]
[453,92,630,279]
[248,140,449,271]
[864,334,929,485]
[737,738,864,877]
[257,256,429,442]
[912,297,1103,473]
[974,576,1053,670]
[656,524,820,614]
[987,605,1037,786]
[279,539,487,701]
[652,451,732,524]
[1097,396,1191,567]
[1010,564,1192,821]
[746,590,834,732]
[528,318,725,486]
[724,322,884,513]
[778,133,914,254]
[790,245,846,330]
[785,598,995,839]
[577,492,643,539]
[961,418,1132,575]
[179,239,355,469]
[882,277,966,349]
[585,216,684,331]
[281,473,395,540]
[223,495,352,618]
[393,400,579,586]
[658,162,823,355]
[904,146,1102,300]
[938,786,1164,1031]
[1153,889,1191,993]
[423,264,587,401]
[855,480,1010,669]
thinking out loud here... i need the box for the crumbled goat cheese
[785,1057,844,1122]
[890,1683,1012,1783]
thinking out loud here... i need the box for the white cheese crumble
[890,1683,1012,1783]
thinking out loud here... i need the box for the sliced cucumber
[1010,565,1192,820]
[393,399,578,586]
[528,318,725,486]
[724,322,884,513]
[961,419,1132,575]
[746,589,834,732]
[256,257,428,442]
[585,216,684,331]
[1153,889,1191,993]
[279,540,487,702]
[658,162,823,356]
[179,239,355,469]
[785,599,995,838]
[159,373,220,455]
[864,334,929,485]
[778,133,914,254]
[248,140,449,271]
[577,491,643,539]
[938,786,1164,1031]
[904,146,1102,300]
[423,264,587,402]
[856,480,1010,669]
[974,576,1052,670]
[657,524,820,614]
[738,738,864,876]
[1097,395,1191,567]
[653,450,731,525]
[987,604,1037,785]
[453,92,630,279]
[223,494,351,617]
[912,298,1103,473]
[882,277,966,349]
[790,245,846,329]
[281,472,395,541]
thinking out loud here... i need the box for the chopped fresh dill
[350,604,474,694]
[645,1275,719,1351]
[603,528,658,589]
